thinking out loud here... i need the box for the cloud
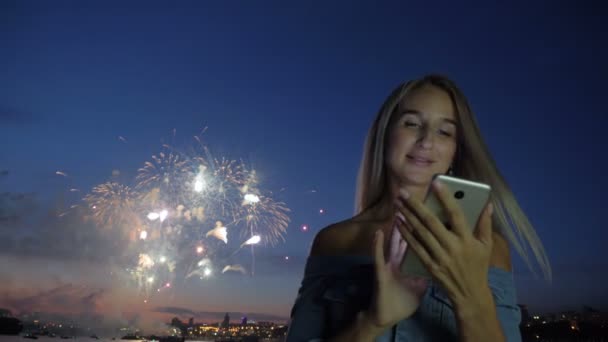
[0,196,129,264]
[152,306,288,322]
[153,306,196,316]
[1,284,107,315]
[0,281,173,336]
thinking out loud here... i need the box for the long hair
[355,74,552,281]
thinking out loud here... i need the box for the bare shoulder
[490,231,512,272]
[309,219,364,256]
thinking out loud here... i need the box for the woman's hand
[394,179,495,307]
[363,223,429,332]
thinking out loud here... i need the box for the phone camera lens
[454,191,464,199]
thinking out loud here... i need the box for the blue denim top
[286,255,521,341]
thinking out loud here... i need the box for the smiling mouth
[406,155,434,165]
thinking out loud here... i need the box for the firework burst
[84,182,141,230]
[78,129,290,298]
[136,149,191,207]
[238,191,290,246]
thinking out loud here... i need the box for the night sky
[1,0,607,331]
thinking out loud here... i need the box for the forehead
[398,85,457,121]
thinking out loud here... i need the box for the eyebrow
[400,109,458,126]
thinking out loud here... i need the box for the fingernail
[400,189,410,199]
[396,212,406,223]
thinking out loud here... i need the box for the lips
[407,155,434,164]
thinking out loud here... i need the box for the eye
[439,130,453,137]
[404,121,420,128]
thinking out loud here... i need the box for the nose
[415,129,435,149]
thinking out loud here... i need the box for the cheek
[386,133,416,167]
[438,143,458,164]
[386,133,409,158]
[389,130,415,150]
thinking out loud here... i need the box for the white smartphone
[399,174,492,278]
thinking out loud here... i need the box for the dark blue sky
[1,0,607,325]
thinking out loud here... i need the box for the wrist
[453,285,496,321]
[452,286,505,342]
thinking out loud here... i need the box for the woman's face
[385,84,459,189]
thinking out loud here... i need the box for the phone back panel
[399,174,492,278]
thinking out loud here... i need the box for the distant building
[241,316,247,326]
[257,321,274,327]
[559,310,578,321]
[0,314,23,335]
[221,313,230,329]
[0,309,13,318]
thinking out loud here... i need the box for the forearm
[454,286,506,342]
[328,311,387,342]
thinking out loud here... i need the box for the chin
[388,160,445,187]
[404,176,432,187]
[401,169,439,186]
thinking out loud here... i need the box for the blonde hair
[355,74,552,281]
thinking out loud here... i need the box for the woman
[285,74,551,341]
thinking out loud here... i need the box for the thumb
[475,202,494,244]
[373,230,385,279]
